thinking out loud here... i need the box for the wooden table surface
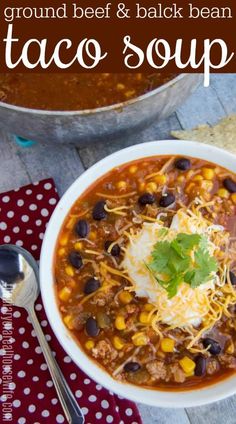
[0,74,236,424]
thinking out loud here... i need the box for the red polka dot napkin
[0,178,142,424]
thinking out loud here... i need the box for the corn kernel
[58,248,65,256]
[59,286,71,302]
[132,332,149,346]
[74,242,83,250]
[177,175,185,183]
[146,182,157,193]
[115,316,126,330]
[129,165,138,174]
[231,193,236,204]
[202,168,215,180]
[192,175,203,182]
[179,356,196,374]
[201,180,213,192]
[63,314,74,330]
[226,341,235,354]
[60,234,69,246]
[119,291,133,305]
[85,340,95,350]
[139,312,151,325]
[117,181,127,190]
[161,338,175,353]
[116,83,125,91]
[144,303,155,312]
[113,336,125,350]
[154,174,167,185]
[217,188,230,199]
[89,231,97,241]
[139,182,145,192]
[65,266,74,277]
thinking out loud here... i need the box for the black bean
[84,277,101,294]
[202,338,221,355]
[159,193,175,207]
[85,317,100,337]
[92,201,107,221]
[138,193,155,205]
[69,251,83,269]
[104,241,121,257]
[230,271,236,286]
[195,355,206,376]
[76,219,89,238]
[223,178,236,193]
[124,362,141,373]
[175,158,191,171]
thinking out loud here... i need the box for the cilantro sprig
[147,233,218,298]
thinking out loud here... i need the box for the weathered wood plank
[78,112,181,169]
[138,404,191,424]
[186,395,236,424]
[211,74,236,114]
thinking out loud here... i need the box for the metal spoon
[0,244,84,424]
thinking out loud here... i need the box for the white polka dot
[84,378,91,385]
[125,408,133,416]
[22,341,29,349]
[36,194,43,200]
[3,365,11,373]
[42,410,50,417]
[75,390,82,398]
[37,393,44,399]
[31,330,36,337]
[35,346,42,354]
[33,181,39,186]
[0,222,7,230]
[16,240,23,247]
[13,311,21,318]
[46,380,53,387]
[106,415,114,423]
[1,394,7,402]
[31,244,38,251]
[17,199,24,207]
[49,198,57,205]
[23,388,30,395]
[40,363,47,371]
[18,418,26,424]
[1,306,8,314]
[45,334,51,341]
[89,395,97,402]
[21,215,29,222]
[17,370,25,378]
[32,376,39,382]
[2,195,10,203]
[39,232,44,240]
[63,355,72,363]
[26,189,32,195]
[7,211,14,218]
[70,373,76,380]
[96,384,102,391]
[41,320,47,327]
[27,359,33,365]
[29,203,37,211]
[51,398,58,405]
[35,303,42,311]
[81,407,88,415]
[36,219,42,226]
[13,226,20,233]
[26,229,33,235]
[28,404,36,413]
[14,354,20,360]
[101,400,109,409]
[41,208,49,217]
[56,415,65,423]
[8,382,16,390]
[3,235,11,243]
[44,182,52,190]
[96,412,102,419]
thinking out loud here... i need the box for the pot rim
[0,73,194,116]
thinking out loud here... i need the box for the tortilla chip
[171,115,236,154]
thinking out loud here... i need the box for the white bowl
[40,140,236,408]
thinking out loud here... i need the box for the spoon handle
[27,305,84,424]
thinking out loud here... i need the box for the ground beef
[92,340,118,363]
[72,311,90,331]
[125,304,139,315]
[169,363,186,383]
[92,290,114,306]
[146,360,168,381]
[219,354,236,369]
[207,358,219,375]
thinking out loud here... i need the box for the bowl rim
[40,140,236,408]
[0,73,190,116]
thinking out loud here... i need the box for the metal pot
[0,74,201,145]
